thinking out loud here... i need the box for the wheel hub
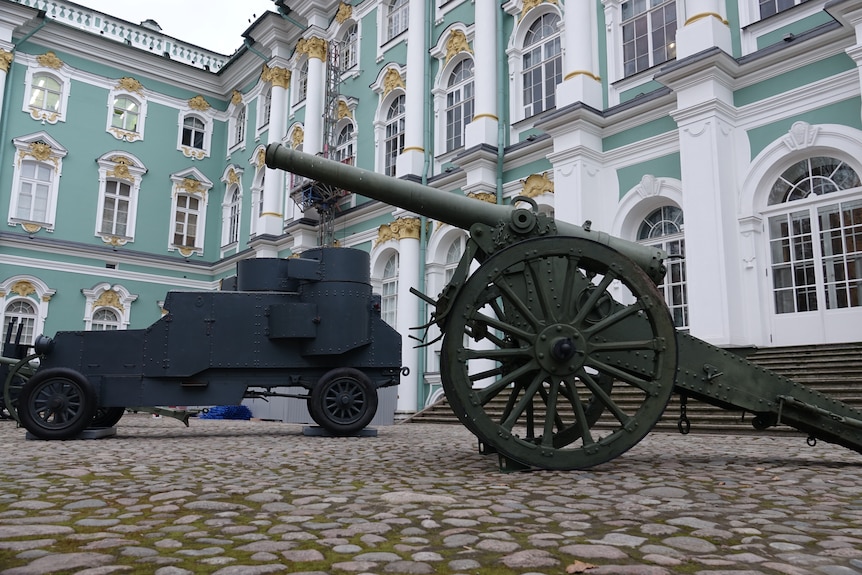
[535,324,586,375]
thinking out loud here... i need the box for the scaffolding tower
[289,39,346,247]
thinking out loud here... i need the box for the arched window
[261,88,272,128]
[621,0,677,77]
[91,308,120,331]
[384,95,405,176]
[183,116,206,149]
[387,0,409,41]
[335,123,356,165]
[381,254,399,327]
[638,205,687,329]
[766,157,862,313]
[112,96,140,132]
[522,13,562,118]
[234,106,246,146]
[226,186,241,246]
[29,73,61,113]
[1,300,36,346]
[446,59,474,152]
[343,24,358,69]
[444,236,465,284]
[297,61,309,103]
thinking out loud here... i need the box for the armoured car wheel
[309,368,378,435]
[18,368,97,440]
[440,237,677,470]
[90,407,125,428]
[2,353,38,422]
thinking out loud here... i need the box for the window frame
[94,152,147,246]
[177,106,214,159]
[168,169,212,257]
[383,94,406,177]
[22,61,71,124]
[386,0,409,42]
[444,58,475,153]
[0,276,55,347]
[106,89,147,142]
[7,132,67,232]
[81,282,137,331]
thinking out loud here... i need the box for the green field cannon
[266,144,862,471]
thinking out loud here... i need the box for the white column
[396,0,427,177]
[258,64,291,248]
[825,1,862,125]
[557,0,603,109]
[302,37,327,155]
[0,48,12,113]
[464,0,498,148]
[675,0,732,60]
[392,215,421,415]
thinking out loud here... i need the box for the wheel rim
[322,377,369,425]
[27,378,87,430]
[441,237,677,470]
[3,353,38,422]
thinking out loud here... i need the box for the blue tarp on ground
[199,405,253,420]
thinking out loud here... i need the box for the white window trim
[377,0,409,61]
[371,65,407,175]
[435,0,470,23]
[430,24,475,163]
[106,88,147,142]
[220,164,245,254]
[177,109,214,160]
[739,0,827,56]
[22,64,71,124]
[504,2,563,132]
[7,132,67,233]
[168,167,213,256]
[602,0,687,107]
[339,21,361,79]
[291,58,309,111]
[256,86,272,134]
[248,152,267,238]
[0,275,56,344]
[227,97,248,154]
[81,283,138,330]
[94,151,147,246]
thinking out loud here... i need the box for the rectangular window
[174,195,199,247]
[621,0,677,77]
[770,211,817,313]
[382,280,398,327]
[819,199,862,310]
[759,0,805,19]
[100,180,131,237]
[16,161,52,223]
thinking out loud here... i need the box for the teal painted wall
[616,153,682,199]
[734,54,855,107]
[603,115,677,150]
[756,12,835,50]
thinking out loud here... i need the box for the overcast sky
[73,0,279,55]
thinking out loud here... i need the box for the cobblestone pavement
[1,414,862,575]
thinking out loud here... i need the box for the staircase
[406,342,862,435]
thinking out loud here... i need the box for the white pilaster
[397,0,427,177]
[675,0,732,60]
[304,45,326,155]
[259,64,290,243]
[557,0,603,109]
[465,0,499,148]
[393,215,421,415]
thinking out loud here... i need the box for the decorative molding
[383,68,405,96]
[783,121,819,151]
[179,177,206,196]
[0,49,12,73]
[337,100,353,120]
[227,168,240,185]
[375,217,422,245]
[297,36,328,61]
[467,191,497,204]
[24,142,54,163]
[181,147,206,160]
[106,155,135,182]
[115,77,143,94]
[231,90,243,106]
[635,174,662,199]
[188,95,211,111]
[261,64,291,89]
[10,281,36,297]
[445,29,472,64]
[256,146,266,169]
[101,235,128,247]
[21,223,42,234]
[291,126,305,150]
[522,0,557,18]
[108,127,141,143]
[93,289,124,311]
[335,2,353,24]
[521,172,554,197]
[36,51,63,69]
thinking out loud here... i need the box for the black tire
[308,368,378,435]
[18,368,97,440]
[90,406,125,428]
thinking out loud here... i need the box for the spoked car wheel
[308,368,378,435]
[18,368,97,440]
[441,237,678,470]
[90,406,126,428]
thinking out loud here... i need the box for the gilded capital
[335,2,353,24]
[297,36,327,61]
[467,191,497,204]
[382,68,405,96]
[0,49,13,73]
[521,172,554,198]
[375,217,423,246]
[261,63,291,89]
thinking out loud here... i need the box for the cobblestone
[1,415,862,574]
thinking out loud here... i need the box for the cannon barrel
[265,144,666,282]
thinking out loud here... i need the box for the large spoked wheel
[2,353,39,422]
[441,237,677,470]
[308,368,378,435]
[18,368,97,440]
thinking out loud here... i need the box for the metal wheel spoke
[562,255,582,322]
[475,360,541,405]
[539,378,561,448]
[501,372,544,431]
[493,279,544,331]
[586,358,658,395]
[526,258,556,323]
[467,310,534,343]
[589,338,664,352]
[560,376,596,447]
[464,346,531,361]
[572,273,616,326]
[580,370,632,426]
[582,300,645,337]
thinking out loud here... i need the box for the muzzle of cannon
[266,143,862,471]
